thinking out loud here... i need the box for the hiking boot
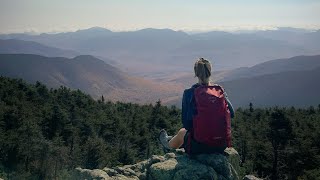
[159,129,173,152]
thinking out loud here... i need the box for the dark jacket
[182,84,235,130]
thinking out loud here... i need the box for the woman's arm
[224,92,235,118]
[182,89,194,130]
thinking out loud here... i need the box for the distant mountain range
[0,53,319,107]
[0,54,181,104]
[217,55,320,82]
[220,67,320,108]
[1,27,319,107]
[0,39,118,66]
[1,27,319,76]
[0,39,79,58]
[165,55,320,108]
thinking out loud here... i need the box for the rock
[114,166,137,176]
[109,174,139,180]
[74,148,241,180]
[103,167,118,176]
[173,158,219,180]
[149,155,165,164]
[243,175,263,180]
[194,148,240,179]
[75,167,110,180]
[148,148,240,180]
[150,159,178,179]
[225,148,241,177]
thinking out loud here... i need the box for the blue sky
[0,0,319,33]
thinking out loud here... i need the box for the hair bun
[194,58,212,83]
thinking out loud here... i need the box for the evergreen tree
[249,102,254,112]
[267,109,292,180]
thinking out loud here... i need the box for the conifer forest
[0,77,319,179]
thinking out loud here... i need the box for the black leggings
[183,131,226,155]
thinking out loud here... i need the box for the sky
[0,0,320,33]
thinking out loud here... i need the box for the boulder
[75,148,241,180]
[148,148,240,180]
[243,175,263,180]
[74,167,110,180]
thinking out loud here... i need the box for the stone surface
[74,148,241,180]
[243,175,263,180]
[150,159,178,180]
[75,167,110,180]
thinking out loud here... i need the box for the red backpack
[186,85,231,154]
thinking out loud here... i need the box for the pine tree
[267,108,292,180]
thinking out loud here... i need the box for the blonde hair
[194,57,212,85]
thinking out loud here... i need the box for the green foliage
[0,77,319,179]
[232,104,320,179]
[0,77,180,179]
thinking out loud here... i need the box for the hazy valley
[1,27,320,108]
[1,27,320,74]
[0,54,181,104]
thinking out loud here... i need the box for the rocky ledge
[74,148,242,180]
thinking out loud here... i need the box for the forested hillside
[0,77,181,179]
[232,104,320,179]
[0,77,319,179]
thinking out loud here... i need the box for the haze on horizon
[1,0,320,34]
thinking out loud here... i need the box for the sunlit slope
[0,54,181,104]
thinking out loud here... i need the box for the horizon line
[1,25,320,35]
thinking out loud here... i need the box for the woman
[159,57,234,154]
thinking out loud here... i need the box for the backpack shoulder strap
[210,84,225,93]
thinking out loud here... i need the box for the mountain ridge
[220,67,320,108]
[218,55,320,82]
[164,55,320,108]
[2,27,319,74]
[0,54,181,104]
[0,39,79,58]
